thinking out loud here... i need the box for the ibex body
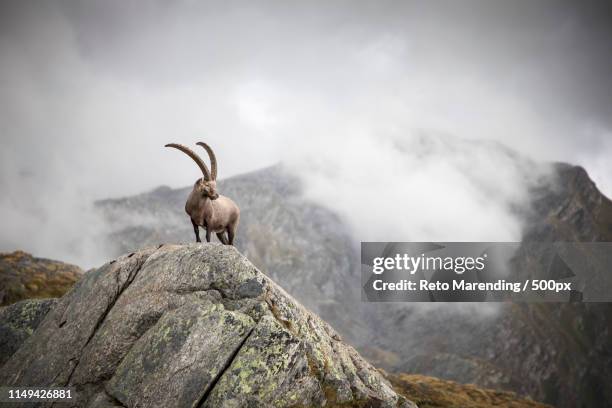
[166,142,240,245]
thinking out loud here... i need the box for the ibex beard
[165,142,240,245]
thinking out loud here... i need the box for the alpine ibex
[165,142,240,245]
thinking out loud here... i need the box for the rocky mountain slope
[526,163,612,243]
[0,250,82,306]
[360,163,612,408]
[96,162,612,407]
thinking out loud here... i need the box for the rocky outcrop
[526,163,612,242]
[1,244,413,408]
[0,250,82,306]
[0,298,56,366]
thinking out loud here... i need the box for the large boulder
[1,244,413,408]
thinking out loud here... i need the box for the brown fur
[186,178,240,244]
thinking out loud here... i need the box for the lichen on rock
[0,298,56,366]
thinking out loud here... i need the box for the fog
[1,1,611,267]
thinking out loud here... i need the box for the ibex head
[165,142,219,200]
[195,178,219,200]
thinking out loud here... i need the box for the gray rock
[0,244,413,408]
[0,298,56,365]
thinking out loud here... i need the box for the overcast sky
[1,1,611,265]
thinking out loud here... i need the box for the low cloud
[0,1,610,267]
[287,131,553,243]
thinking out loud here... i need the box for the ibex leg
[191,219,201,243]
[216,232,229,245]
[227,227,236,246]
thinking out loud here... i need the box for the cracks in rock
[348,351,378,400]
[132,310,166,341]
[208,283,230,300]
[64,253,152,387]
[264,289,295,335]
[94,310,166,408]
[171,286,225,299]
[195,325,256,408]
[103,389,128,408]
[262,289,335,403]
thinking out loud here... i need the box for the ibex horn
[196,142,217,180]
[165,143,212,181]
